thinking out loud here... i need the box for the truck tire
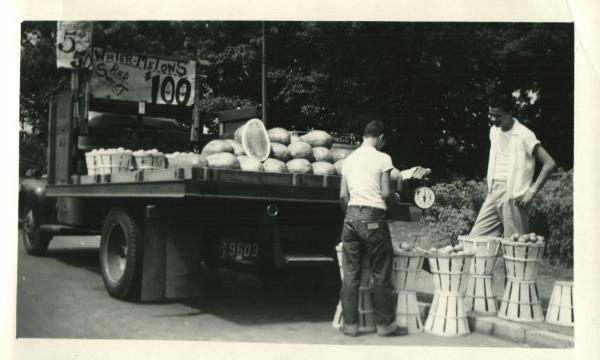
[100,208,143,301]
[20,204,51,256]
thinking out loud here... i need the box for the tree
[19,21,573,179]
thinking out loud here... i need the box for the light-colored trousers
[469,180,530,238]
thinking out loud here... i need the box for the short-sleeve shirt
[342,145,394,210]
[486,119,541,200]
[493,128,512,181]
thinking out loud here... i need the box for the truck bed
[46,167,402,204]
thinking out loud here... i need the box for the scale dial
[414,186,435,209]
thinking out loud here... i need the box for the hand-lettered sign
[56,21,93,69]
[90,48,196,107]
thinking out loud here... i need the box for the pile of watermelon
[193,118,354,175]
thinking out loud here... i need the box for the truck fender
[19,178,56,222]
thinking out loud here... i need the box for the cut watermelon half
[240,118,271,162]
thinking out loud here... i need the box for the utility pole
[261,21,267,127]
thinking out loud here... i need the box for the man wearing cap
[470,94,557,238]
[338,120,404,337]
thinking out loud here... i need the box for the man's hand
[399,166,432,180]
[518,187,537,208]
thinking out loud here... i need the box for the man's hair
[363,120,386,138]
[488,94,514,113]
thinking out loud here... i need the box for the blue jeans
[340,206,396,329]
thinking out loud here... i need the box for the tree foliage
[20,21,573,178]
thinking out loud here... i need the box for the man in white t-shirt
[338,120,404,337]
[470,94,557,238]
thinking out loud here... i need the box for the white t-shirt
[493,128,512,180]
[342,145,394,210]
[486,119,541,200]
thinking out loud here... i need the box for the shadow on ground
[47,247,102,276]
[178,268,342,326]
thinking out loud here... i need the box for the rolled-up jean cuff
[376,322,398,336]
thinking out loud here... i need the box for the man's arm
[381,169,392,201]
[519,144,557,207]
[339,175,350,214]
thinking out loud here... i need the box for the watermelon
[234,126,244,143]
[267,127,291,145]
[206,152,240,169]
[333,159,344,176]
[167,153,207,169]
[263,158,287,173]
[288,141,313,160]
[240,118,271,161]
[312,161,335,176]
[290,134,302,144]
[302,130,333,148]
[187,154,208,168]
[286,159,312,174]
[201,139,233,156]
[225,139,245,156]
[312,147,332,162]
[330,148,353,162]
[237,155,263,172]
[270,142,291,162]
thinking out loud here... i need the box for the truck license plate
[221,240,258,264]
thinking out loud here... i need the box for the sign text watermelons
[90,48,196,106]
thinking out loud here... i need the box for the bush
[431,180,487,211]
[529,169,573,266]
[422,206,477,248]
[422,170,573,266]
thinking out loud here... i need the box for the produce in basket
[240,118,271,161]
[205,152,240,169]
[510,232,545,245]
[201,139,234,156]
[427,244,473,256]
[312,161,335,176]
[225,139,245,156]
[267,127,291,145]
[237,155,263,172]
[312,147,333,163]
[302,130,333,148]
[263,158,287,173]
[270,142,291,162]
[330,148,353,162]
[288,141,313,160]
[133,149,165,170]
[286,158,312,174]
[333,159,344,176]
[393,241,426,256]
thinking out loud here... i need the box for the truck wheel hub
[104,224,128,283]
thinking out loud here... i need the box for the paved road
[16,233,522,346]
